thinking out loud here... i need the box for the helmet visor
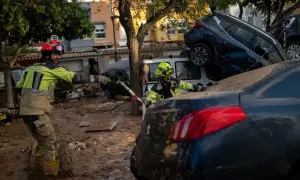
[52,45,63,55]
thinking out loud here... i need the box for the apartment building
[53,1,210,51]
[52,0,120,51]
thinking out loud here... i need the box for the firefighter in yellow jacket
[16,42,110,177]
[145,62,206,106]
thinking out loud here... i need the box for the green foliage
[57,1,94,40]
[0,0,30,39]
[0,0,94,46]
[1,0,66,45]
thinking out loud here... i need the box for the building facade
[228,5,265,30]
[54,0,120,52]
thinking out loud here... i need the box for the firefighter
[16,42,110,178]
[145,62,205,106]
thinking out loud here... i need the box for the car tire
[188,43,212,66]
[285,41,300,60]
[130,146,148,180]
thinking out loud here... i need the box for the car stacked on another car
[184,11,288,81]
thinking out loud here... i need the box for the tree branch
[237,0,243,18]
[137,1,177,43]
[271,0,300,28]
[118,0,135,40]
[9,45,23,67]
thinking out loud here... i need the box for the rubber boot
[43,160,60,176]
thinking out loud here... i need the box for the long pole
[110,0,118,62]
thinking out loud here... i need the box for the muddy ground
[0,98,140,180]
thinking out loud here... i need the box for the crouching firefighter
[145,62,206,106]
[16,42,111,178]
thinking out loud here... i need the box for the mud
[0,98,140,180]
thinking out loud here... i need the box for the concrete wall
[59,59,85,74]
[60,39,94,52]
[59,55,111,75]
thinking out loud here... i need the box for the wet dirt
[0,98,141,180]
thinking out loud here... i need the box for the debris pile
[68,141,87,151]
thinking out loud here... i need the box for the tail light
[194,21,205,28]
[169,106,247,142]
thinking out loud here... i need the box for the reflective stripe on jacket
[17,62,76,115]
[146,80,193,104]
[16,63,75,93]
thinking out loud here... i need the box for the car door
[252,36,284,64]
[241,66,300,174]
[214,16,263,77]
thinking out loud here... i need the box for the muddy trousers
[23,114,59,177]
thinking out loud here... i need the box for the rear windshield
[207,63,280,92]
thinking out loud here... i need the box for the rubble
[79,101,126,114]
[0,99,139,179]
[68,141,87,151]
[108,169,122,180]
[85,121,118,133]
[76,83,103,97]
[78,121,90,127]
[97,101,125,111]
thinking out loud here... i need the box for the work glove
[143,99,152,108]
[90,75,111,84]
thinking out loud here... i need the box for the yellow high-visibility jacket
[16,62,86,115]
[146,80,193,104]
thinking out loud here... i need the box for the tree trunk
[128,36,141,116]
[0,33,15,109]
[5,45,23,109]
[4,66,14,108]
[9,45,23,67]
[266,8,272,32]
[237,0,243,19]
[271,0,300,28]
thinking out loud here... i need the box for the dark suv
[184,12,288,80]
[271,14,300,60]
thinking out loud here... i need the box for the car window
[262,70,300,98]
[148,62,171,81]
[175,61,201,80]
[253,36,282,63]
[220,21,233,30]
[226,24,256,49]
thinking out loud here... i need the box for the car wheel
[130,146,147,180]
[286,42,300,60]
[189,43,212,66]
